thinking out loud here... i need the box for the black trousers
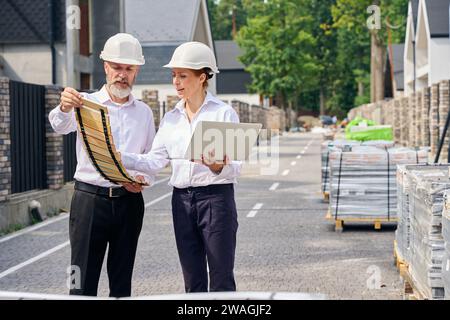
[171,183,238,293]
[68,185,144,297]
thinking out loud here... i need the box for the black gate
[10,80,47,193]
[63,132,77,182]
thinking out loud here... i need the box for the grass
[0,223,26,237]
[0,208,66,237]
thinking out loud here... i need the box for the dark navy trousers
[171,183,238,292]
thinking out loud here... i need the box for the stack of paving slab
[406,168,450,299]
[441,190,450,299]
[395,165,450,295]
[321,140,394,195]
[328,146,428,220]
[395,165,450,265]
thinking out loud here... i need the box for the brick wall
[347,79,450,160]
[166,95,180,112]
[45,85,64,190]
[0,78,11,202]
[141,89,160,128]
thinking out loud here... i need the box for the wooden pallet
[399,264,426,300]
[325,210,398,232]
[392,242,427,300]
[393,240,407,270]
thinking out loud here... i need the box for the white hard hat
[163,42,219,75]
[100,33,145,65]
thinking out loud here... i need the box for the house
[404,0,450,94]
[214,40,262,106]
[0,0,125,90]
[127,0,216,102]
[385,43,405,98]
[404,0,419,95]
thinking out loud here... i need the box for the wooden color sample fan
[75,98,145,185]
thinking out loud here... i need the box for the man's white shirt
[48,85,156,187]
[121,91,242,189]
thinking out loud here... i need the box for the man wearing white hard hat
[121,41,241,292]
[49,33,155,297]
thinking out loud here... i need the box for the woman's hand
[201,150,230,175]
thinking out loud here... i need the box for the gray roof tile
[125,0,200,44]
[135,45,178,85]
[426,0,450,37]
[214,40,245,70]
[0,0,65,43]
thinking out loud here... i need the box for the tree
[332,0,408,103]
[307,0,338,115]
[236,0,319,112]
[208,0,247,40]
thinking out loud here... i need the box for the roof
[125,0,200,44]
[411,0,419,31]
[215,40,245,70]
[393,44,404,90]
[0,0,66,44]
[425,0,450,37]
[134,45,178,85]
[387,44,404,91]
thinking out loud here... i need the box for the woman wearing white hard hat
[121,41,241,292]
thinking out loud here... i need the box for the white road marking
[0,214,69,244]
[290,161,297,166]
[0,186,173,279]
[296,155,302,159]
[0,177,171,244]
[247,211,257,218]
[0,241,70,280]
[282,170,290,176]
[247,203,264,218]
[269,183,280,191]
[253,203,264,210]
[145,192,172,209]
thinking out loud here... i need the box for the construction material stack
[328,146,428,230]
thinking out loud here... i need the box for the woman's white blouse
[121,92,242,188]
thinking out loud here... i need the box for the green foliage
[0,223,25,237]
[236,0,319,108]
[208,0,247,40]
[209,0,409,115]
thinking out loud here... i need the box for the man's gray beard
[106,78,133,99]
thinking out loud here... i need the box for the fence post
[0,78,11,202]
[439,80,450,163]
[45,85,64,190]
[430,83,440,159]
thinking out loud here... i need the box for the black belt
[173,183,233,194]
[74,180,133,198]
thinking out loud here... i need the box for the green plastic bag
[345,116,393,141]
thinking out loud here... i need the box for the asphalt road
[0,132,403,299]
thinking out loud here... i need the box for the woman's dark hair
[193,68,213,88]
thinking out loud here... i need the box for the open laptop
[183,121,263,162]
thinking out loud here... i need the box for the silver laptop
[184,121,263,162]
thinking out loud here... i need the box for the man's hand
[60,87,83,113]
[121,182,143,193]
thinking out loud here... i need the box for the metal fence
[9,80,47,193]
[63,132,77,183]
